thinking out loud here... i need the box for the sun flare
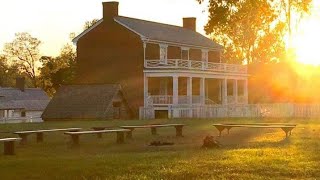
[292,0,320,65]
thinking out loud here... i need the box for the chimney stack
[183,17,196,31]
[16,77,25,92]
[103,1,119,20]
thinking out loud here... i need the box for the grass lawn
[0,118,319,179]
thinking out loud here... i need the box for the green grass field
[0,118,319,180]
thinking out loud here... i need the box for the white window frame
[181,47,190,60]
[159,44,168,64]
[201,49,209,62]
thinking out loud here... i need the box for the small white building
[0,78,50,123]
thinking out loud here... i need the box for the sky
[0,0,208,56]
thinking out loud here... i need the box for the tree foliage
[83,19,100,30]
[3,32,41,87]
[0,55,20,87]
[197,0,312,64]
[38,44,76,96]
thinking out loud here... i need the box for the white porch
[141,73,248,119]
[145,59,247,74]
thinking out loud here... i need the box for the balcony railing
[145,59,247,74]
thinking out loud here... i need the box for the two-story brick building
[69,1,248,119]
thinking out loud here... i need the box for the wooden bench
[213,123,296,137]
[91,126,116,138]
[0,138,21,155]
[120,124,185,138]
[64,129,130,146]
[14,128,81,144]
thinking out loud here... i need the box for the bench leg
[175,126,183,137]
[281,127,293,138]
[4,141,15,155]
[97,133,102,139]
[117,132,125,144]
[19,134,28,145]
[227,127,232,135]
[151,127,157,135]
[36,132,44,142]
[126,130,133,139]
[214,126,225,137]
[71,135,79,146]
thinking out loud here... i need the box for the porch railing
[150,95,207,105]
[145,59,247,74]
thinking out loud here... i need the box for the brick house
[72,1,249,119]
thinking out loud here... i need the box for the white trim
[72,19,104,45]
[181,47,190,51]
[143,70,249,79]
[201,49,209,53]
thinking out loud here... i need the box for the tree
[83,19,100,30]
[3,32,41,87]
[197,0,312,63]
[38,44,76,96]
[0,55,20,87]
[280,0,312,43]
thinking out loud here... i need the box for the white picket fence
[167,103,320,119]
[0,116,43,124]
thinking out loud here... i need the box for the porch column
[173,76,179,105]
[144,74,149,107]
[244,79,248,104]
[222,78,228,105]
[233,79,238,104]
[200,78,205,105]
[218,80,222,102]
[187,77,192,105]
[143,42,147,67]
[187,77,193,118]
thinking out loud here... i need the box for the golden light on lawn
[292,0,320,65]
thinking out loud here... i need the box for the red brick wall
[75,20,144,117]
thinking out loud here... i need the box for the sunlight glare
[292,0,320,65]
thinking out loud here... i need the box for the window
[181,47,189,60]
[159,44,168,64]
[113,101,121,119]
[202,50,208,62]
[21,110,26,117]
[113,101,121,108]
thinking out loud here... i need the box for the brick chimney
[183,17,196,31]
[16,77,25,92]
[103,1,119,20]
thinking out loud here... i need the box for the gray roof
[114,16,223,49]
[0,88,50,110]
[42,84,131,119]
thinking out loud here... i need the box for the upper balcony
[145,59,247,74]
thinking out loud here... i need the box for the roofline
[114,18,146,39]
[72,19,104,45]
[114,17,223,51]
[72,16,224,51]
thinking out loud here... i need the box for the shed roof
[0,88,50,111]
[41,84,131,120]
